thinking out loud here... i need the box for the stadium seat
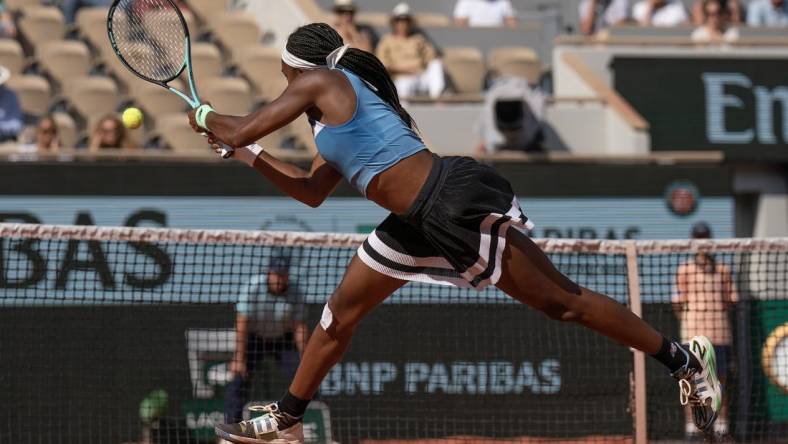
[5,0,39,12]
[155,113,211,153]
[442,47,485,94]
[141,7,198,53]
[38,40,91,89]
[209,11,262,61]
[200,77,252,116]
[64,76,119,122]
[356,11,388,27]
[186,0,230,25]
[52,111,78,149]
[6,74,51,116]
[235,45,287,102]
[18,7,66,54]
[0,39,24,74]
[190,42,224,84]
[488,47,542,85]
[103,42,156,90]
[131,79,188,122]
[75,7,112,57]
[414,13,451,27]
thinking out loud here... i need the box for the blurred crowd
[0,0,140,153]
[0,0,786,155]
[581,0,787,40]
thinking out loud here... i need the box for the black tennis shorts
[358,155,534,290]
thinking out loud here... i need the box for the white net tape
[1,223,787,253]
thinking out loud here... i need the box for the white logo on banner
[702,72,788,145]
[320,360,561,396]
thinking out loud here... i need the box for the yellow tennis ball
[122,108,143,130]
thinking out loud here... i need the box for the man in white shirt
[633,0,689,26]
[579,0,630,35]
[747,0,788,27]
[454,0,518,28]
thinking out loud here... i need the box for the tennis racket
[107,0,233,157]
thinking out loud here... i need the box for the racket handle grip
[220,144,234,159]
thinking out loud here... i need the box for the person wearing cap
[0,65,23,143]
[331,0,374,53]
[672,222,738,437]
[376,3,445,99]
[224,256,307,424]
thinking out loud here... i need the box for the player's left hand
[188,102,213,133]
[187,107,200,133]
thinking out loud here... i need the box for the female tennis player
[188,23,721,444]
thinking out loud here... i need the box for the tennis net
[0,223,786,443]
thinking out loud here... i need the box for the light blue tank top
[310,68,427,196]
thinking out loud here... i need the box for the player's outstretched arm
[207,137,341,208]
[189,71,323,149]
[253,152,342,208]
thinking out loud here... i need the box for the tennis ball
[122,107,143,130]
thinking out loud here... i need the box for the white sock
[685,422,696,434]
[714,418,728,434]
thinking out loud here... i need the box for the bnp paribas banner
[612,57,788,160]
[0,195,733,239]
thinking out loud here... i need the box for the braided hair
[286,23,416,130]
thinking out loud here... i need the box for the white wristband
[234,144,264,167]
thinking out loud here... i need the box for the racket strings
[110,0,187,82]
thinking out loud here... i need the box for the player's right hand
[208,134,233,158]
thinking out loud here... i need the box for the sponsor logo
[321,360,561,396]
[703,72,788,145]
[665,180,700,217]
[762,323,788,394]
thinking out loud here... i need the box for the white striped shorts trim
[358,197,534,291]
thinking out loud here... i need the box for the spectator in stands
[673,222,738,438]
[0,66,23,143]
[692,0,739,42]
[225,256,306,424]
[331,0,374,53]
[747,0,788,27]
[33,115,60,151]
[376,3,445,99]
[453,0,518,28]
[88,114,133,150]
[579,0,630,35]
[0,1,17,38]
[692,0,741,25]
[633,0,689,26]
[62,0,112,24]
[17,115,61,153]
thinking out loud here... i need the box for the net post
[626,241,648,444]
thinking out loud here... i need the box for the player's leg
[216,255,406,443]
[494,227,721,431]
[286,255,407,399]
[495,228,663,353]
